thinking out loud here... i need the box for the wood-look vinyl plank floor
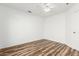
[0,39,79,56]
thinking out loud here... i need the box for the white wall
[43,4,79,50]
[0,5,44,48]
[43,13,66,43]
[0,5,66,48]
[42,4,79,50]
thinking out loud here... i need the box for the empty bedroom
[0,3,79,56]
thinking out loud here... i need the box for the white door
[67,11,79,50]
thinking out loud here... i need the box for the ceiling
[0,3,74,17]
